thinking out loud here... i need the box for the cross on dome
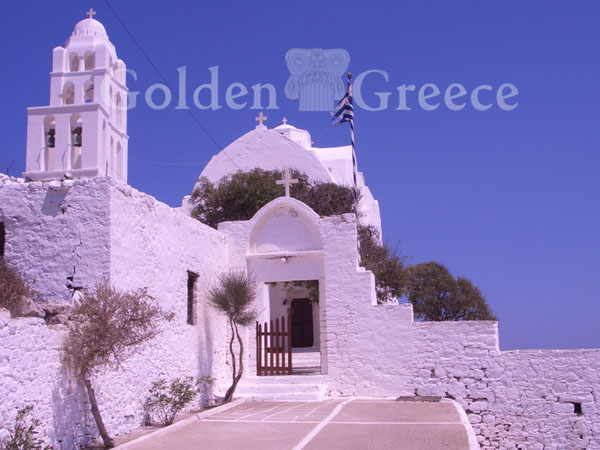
[276,168,298,197]
[86,8,96,19]
[282,117,288,125]
[255,111,267,127]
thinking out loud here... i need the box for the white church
[1,13,599,450]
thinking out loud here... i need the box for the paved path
[118,399,474,450]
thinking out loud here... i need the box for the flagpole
[345,73,362,263]
[346,73,358,207]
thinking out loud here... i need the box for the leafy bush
[63,282,174,448]
[406,262,497,321]
[143,376,214,426]
[190,168,355,228]
[0,405,50,450]
[0,261,34,317]
[358,225,407,304]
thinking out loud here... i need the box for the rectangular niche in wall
[187,271,199,325]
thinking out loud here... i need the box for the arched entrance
[244,197,325,375]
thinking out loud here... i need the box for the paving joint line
[292,397,355,450]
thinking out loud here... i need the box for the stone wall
[412,321,600,449]
[0,177,230,448]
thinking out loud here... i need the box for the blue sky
[1,1,598,350]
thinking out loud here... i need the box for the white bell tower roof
[72,18,108,38]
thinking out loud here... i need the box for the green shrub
[0,405,50,450]
[358,225,407,304]
[143,376,214,426]
[190,168,356,228]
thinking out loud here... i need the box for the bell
[72,127,82,147]
[47,128,55,148]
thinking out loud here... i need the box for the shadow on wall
[41,190,68,217]
[52,369,95,448]
[197,301,215,403]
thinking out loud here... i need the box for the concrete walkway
[117,399,476,450]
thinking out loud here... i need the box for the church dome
[72,18,108,38]
[274,123,298,130]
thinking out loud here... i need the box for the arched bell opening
[42,115,56,171]
[62,81,75,105]
[84,50,95,71]
[84,79,94,103]
[70,113,83,170]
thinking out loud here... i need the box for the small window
[187,271,199,325]
[0,223,5,258]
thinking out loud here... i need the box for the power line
[129,156,209,167]
[102,0,242,171]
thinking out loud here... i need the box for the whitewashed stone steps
[234,375,329,401]
[292,351,321,366]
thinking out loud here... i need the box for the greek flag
[331,83,353,125]
[332,74,361,263]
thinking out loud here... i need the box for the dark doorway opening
[291,298,314,348]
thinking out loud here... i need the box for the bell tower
[24,9,129,183]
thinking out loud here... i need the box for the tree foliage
[63,282,174,448]
[190,168,355,228]
[406,262,497,321]
[208,271,257,403]
[0,261,34,317]
[358,225,407,304]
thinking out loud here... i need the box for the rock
[46,314,69,325]
[19,296,45,318]
[41,302,73,316]
[48,180,62,189]
[0,308,10,327]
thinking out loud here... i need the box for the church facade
[1,14,599,450]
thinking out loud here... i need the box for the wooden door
[291,298,314,348]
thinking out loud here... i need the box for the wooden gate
[256,311,292,376]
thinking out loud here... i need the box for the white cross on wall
[255,111,267,126]
[276,168,298,197]
[86,8,96,19]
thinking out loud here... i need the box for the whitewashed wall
[0,177,230,448]
[0,176,112,302]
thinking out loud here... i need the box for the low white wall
[412,320,600,449]
[330,302,600,449]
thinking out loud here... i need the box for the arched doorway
[244,197,325,375]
